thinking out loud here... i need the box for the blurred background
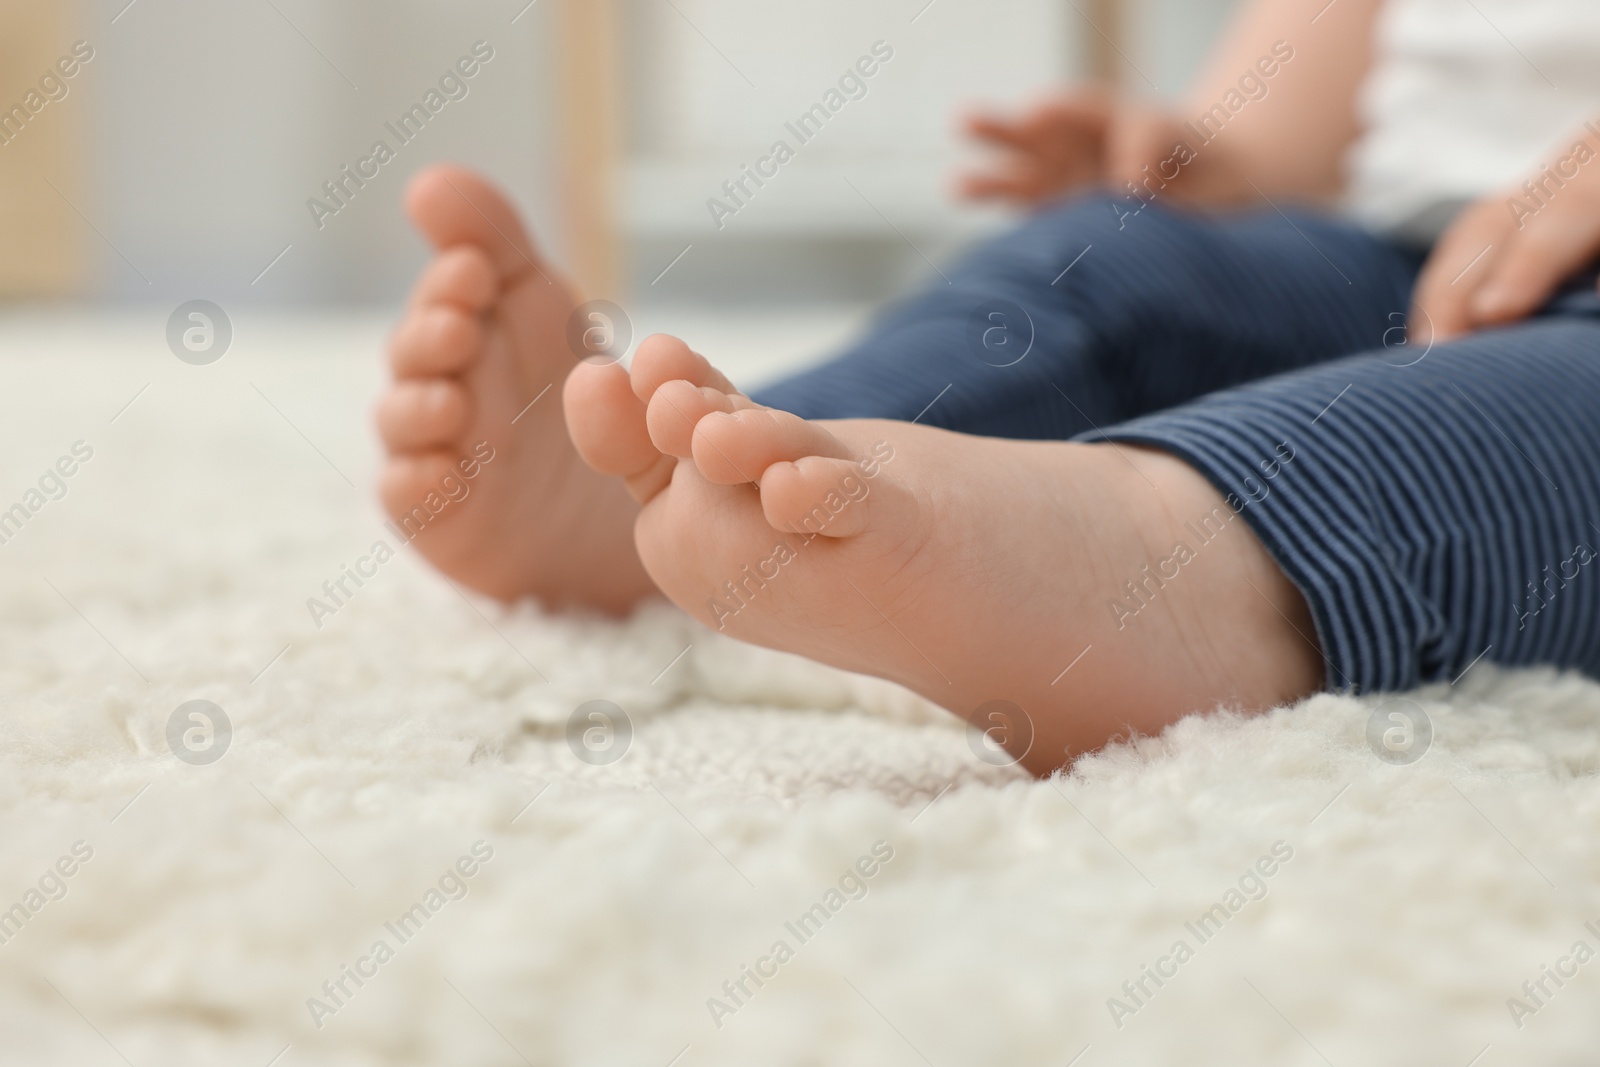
[2,0,1239,323]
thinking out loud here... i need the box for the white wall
[618,0,1079,298]
[1127,0,1243,99]
[622,0,1074,230]
[83,0,560,305]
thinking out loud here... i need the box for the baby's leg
[567,319,1600,771]
[754,194,1421,440]
[1094,317,1600,690]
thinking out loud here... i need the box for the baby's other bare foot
[566,335,1324,773]
[377,166,652,611]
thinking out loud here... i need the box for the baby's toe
[389,304,484,379]
[691,408,853,486]
[376,379,471,451]
[408,245,497,313]
[380,451,466,529]
[759,455,879,538]
[646,379,742,458]
[630,334,740,400]
[565,359,676,502]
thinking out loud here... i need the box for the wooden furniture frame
[0,0,83,298]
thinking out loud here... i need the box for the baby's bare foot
[377,166,652,611]
[567,335,1323,773]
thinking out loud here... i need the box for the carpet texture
[1,312,1598,1065]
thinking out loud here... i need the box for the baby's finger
[1410,203,1508,343]
[1033,86,1112,125]
[1472,210,1600,327]
[1105,109,1182,193]
[963,112,1034,150]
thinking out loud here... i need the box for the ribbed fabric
[1093,319,1600,692]
[753,193,1423,439]
[755,190,1600,691]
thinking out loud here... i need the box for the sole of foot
[376,165,654,612]
[567,334,1325,774]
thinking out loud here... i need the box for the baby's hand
[1411,126,1600,343]
[1104,101,1256,209]
[957,90,1256,211]
[956,88,1113,207]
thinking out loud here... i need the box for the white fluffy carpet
[2,310,1599,1066]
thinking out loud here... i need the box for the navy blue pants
[752,194,1600,692]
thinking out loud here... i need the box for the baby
[376,0,1600,774]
